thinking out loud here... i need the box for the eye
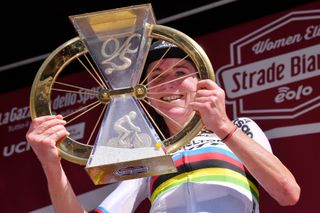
[150,74,159,80]
[149,71,164,82]
[175,70,187,76]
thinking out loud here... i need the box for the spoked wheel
[30,25,214,167]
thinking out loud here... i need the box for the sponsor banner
[197,1,320,138]
[0,71,111,212]
[216,11,320,127]
[196,1,320,213]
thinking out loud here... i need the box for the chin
[166,108,194,121]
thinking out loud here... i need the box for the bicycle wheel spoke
[146,95,189,109]
[145,55,190,87]
[142,98,183,129]
[54,81,99,95]
[87,103,108,145]
[147,72,198,90]
[83,54,109,89]
[140,46,172,85]
[52,88,98,96]
[63,100,100,120]
[77,56,108,89]
[138,99,166,140]
[147,90,196,95]
[66,101,102,124]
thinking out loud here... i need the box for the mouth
[160,94,183,102]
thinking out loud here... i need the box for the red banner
[1,1,319,212]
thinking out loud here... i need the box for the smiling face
[146,58,198,133]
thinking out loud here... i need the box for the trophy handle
[29,24,215,166]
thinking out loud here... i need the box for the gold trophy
[29,4,214,185]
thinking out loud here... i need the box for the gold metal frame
[29,24,215,166]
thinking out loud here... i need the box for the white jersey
[95,118,272,213]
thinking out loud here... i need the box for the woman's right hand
[26,115,69,168]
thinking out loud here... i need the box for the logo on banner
[217,10,320,121]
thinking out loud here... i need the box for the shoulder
[232,117,273,153]
[232,117,259,138]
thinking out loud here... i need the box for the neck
[167,122,182,136]
[164,117,188,136]
[164,111,196,136]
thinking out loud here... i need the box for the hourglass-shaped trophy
[30,4,214,184]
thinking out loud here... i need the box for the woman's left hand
[189,79,234,137]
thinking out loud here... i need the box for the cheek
[147,87,161,105]
[147,85,160,98]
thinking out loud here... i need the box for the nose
[148,71,179,91]
[161,75,179,90]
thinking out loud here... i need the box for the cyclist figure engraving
[109,111,151,148]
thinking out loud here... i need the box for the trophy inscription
[101,34,141,75]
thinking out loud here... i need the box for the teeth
[161,95,182,102]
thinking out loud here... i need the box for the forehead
[146,58,195,73]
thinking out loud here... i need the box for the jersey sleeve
[233,117,273,153]
[94,178,148,213]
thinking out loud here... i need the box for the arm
[189,80,300,206]
[229,117,300,206]
[26,115,87,213]
[95,178,147,213]
[126,117,141,132]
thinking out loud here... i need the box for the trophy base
[85,154,177,185]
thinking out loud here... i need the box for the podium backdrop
[0,1,319,212]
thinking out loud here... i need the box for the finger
[189,101,208,111]
[27,115,58,139]
[44,125,69,145]
[189,96,219,111]
[55,129,70,146]
[31,114,64,124]
[193,96,217,103]
[196,79,217,90]
[43,124,66,136]
[29,115,56,129]
[35,118,67,134]
[188,102,200,112]
[195,89,216,97]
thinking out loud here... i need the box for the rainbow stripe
[94,206,110,213]
[149,144,259,205]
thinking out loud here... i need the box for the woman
[26,40,300,213]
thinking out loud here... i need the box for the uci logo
[2,141,31,157]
